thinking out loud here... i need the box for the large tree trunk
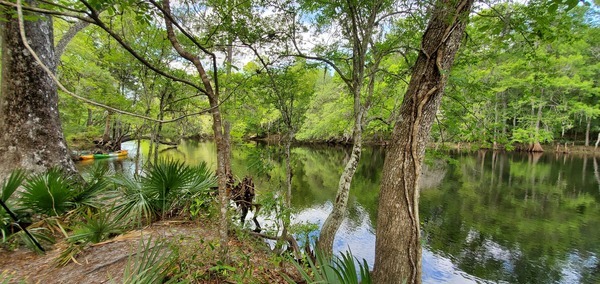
[0,2,77,180]
[373,1,474,283]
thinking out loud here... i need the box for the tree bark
[316,0,381,256]
[373,1,474,283]
[102,111,112,142]
[86,108,93,126]
[0,2,77,180]
[223,120,232,175]
[160,0,231,256]
[55,19,90,61]
[585,116,591,147]
[317,115,363,254]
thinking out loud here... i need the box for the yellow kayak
[78,150,128,160]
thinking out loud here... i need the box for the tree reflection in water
[78,141,600,284]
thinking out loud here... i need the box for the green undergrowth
[0,159,370,283]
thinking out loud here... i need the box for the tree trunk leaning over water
[316,0,381,256]
[373,1,474,283]
[0,2,78,180]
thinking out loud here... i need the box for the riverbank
[248,135,600,156]
[434,142,600,156]
[0,216,301,283]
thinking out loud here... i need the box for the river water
[77,140,600,283]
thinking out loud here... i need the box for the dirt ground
[0,219,299,284]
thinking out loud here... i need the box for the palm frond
[121,237,176,284]
[83,163,111,183]
[68,210,123,244]
[71,179,111,210]
[8,227,53,254]
[1,169,27,202]
[284,248,372,284]
[143,159,195,212]
[110,159,218,225]
[19,168,75,216]
[185,161,217,196]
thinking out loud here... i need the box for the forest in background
[53,1,599,152]
[0,0,598,282]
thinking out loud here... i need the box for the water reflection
[76,141,600,283]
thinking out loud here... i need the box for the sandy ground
[0,220,297,284]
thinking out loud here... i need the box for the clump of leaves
[56,210,123,266]
[19,168,75,217]
[0,170,28,243]
[68,210,123,244]
[1,166,112,254]
[283,248,373,284]
[120,237,176,284]
[111,159,216,226]
[7,227,54,254]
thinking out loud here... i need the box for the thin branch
[375,9,411,25]
[0,0,94,23]
[435,114,445,144]
[14,0,213,124]
[77,0,207,95]
[148,0,220,97]
[37,0,88,14]
[289,14,352,88]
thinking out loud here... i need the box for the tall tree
[373,0,474,283]
[293,0,405,255]
[155,0,231,254]
[0,1,77,179]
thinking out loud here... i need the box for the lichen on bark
[0,2,77,180]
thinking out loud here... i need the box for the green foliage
[111,159,217,225]
[68,210,122,244]
[0,170,28,242]
[0,169,26,203]
[442,2,599,148]
[120,237,176,284]
[284,248,373,284]
[0,169,99,252]
[511,127,554,144]
[8,227,54,254]
[19,168,75,217]
[57,210,124,266]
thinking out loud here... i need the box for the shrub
[111,159,216,225]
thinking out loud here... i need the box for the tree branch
[14,0,215,124]
[77,0,207,94]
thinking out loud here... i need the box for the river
[76,140,600,284]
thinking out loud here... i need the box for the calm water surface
[77,141,600,284]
